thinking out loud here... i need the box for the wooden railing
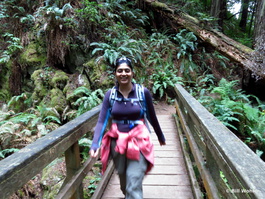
[174,84,265,199]
[0,104,114,199]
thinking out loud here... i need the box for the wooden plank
[174,115,203,199]
[109,174,191,186]
[103,184,194,199]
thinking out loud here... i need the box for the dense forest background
[0,0,265,198]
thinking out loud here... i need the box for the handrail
[0,105,102,199]
[174,84,265,199]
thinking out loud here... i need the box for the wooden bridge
[1,84,265,199]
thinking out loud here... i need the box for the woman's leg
[110,139,127,195]
[110,139,148,198]
[125,153,148,199]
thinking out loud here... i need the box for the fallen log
[137,0,265,78]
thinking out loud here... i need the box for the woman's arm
[144,88,166,144]
[91,89,112,151]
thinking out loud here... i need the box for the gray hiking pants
[111,139,148,199]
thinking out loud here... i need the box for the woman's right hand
[89,148,100,158]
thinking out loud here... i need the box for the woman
[90,57,166,199]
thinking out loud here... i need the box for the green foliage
[0,121,20,149]
[37,105,61,125]
[173,29,197,61]
[200,79,248,130]
[35,2,75,31]
[197,78,265,154]
[148,30,176,60]
[79,137,92,160]
[0,148,19,159]
[87,177,101,195]
[151,64,183,99]
[7,93,31,113]
[179,59,201,82]
[91,38,146,66]
[0,33,23,63]
[71,87,104,116]
[75,0,103,23]
[188,73,216,97]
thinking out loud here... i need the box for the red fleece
[100,123,154,174]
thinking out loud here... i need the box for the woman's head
[114,57,134,85]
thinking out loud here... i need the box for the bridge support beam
[63,141,84,199]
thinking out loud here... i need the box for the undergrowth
[195,78,265,157]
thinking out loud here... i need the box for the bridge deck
[101,108,194,199]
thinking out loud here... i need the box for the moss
[83,59,113,89]
[0,61,12,101]
[50,70,69,89]
[64,73,90,107]
[43,88,68,114]
[151,1,173,13]
[41,158,65,199]
[31,69,50,103]
[20,42,46,69]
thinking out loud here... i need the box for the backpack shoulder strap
[136,84,152,132]
[136,84,145,111]
[109,86,117,109]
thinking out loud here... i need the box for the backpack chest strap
[112,119,144,125]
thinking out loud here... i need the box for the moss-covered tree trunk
[137,0,265,78]
[9,60,22,96]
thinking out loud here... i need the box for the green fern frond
[43,116,61,124]
[0,148,19,159]
[9,113,37,125]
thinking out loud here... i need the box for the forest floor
[154,101,176,115]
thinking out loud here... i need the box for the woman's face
[115,63,133,85]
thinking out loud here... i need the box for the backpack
[97,84,150,146]
[109,84,145,111]
[108,84,150,131]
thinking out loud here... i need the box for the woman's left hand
[159,140,166,146]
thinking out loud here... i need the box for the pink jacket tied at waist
[101,123,154,174]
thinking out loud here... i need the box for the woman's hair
[114,57,133,71]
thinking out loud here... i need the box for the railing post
[63,141,84,199]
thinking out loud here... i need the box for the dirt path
[154,101,175,115]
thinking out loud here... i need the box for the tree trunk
[210,0,227,31]
[138,0,265,78]
[239,0,250,32]
[9,60,22,96]
[253,0,265,49]
[252,0,265,75]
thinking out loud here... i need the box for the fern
[0,33,23,63]
[0,148,19,159]
[212,78,249,102]
[79,137,92,160]
[91,38,145,66]
[72,88,104,116]
[9,113,37,125]
[198,78,265,153]
[37,105,61,124]
[151,64,183,99]
[7,93,29,113]
[75,0,102,23]
[0,121,20,148]
[43,116,61,124]
[173,29,197,61]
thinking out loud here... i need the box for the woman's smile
[115,63,133,85]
